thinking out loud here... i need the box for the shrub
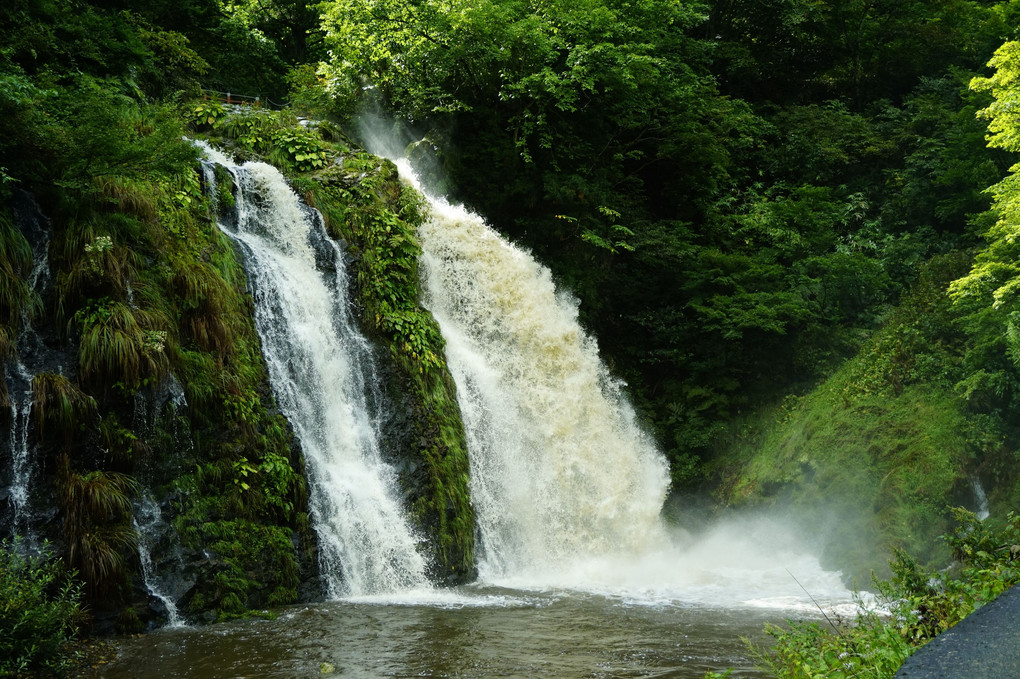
[753,509,1020,678]
[0,540,83,677]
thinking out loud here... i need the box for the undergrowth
[0,540,83,677]
[753,509,1020,678]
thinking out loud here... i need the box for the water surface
[93,586,802,678]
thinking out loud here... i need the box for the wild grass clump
[73,299,170,391]
[32,372,98,446]
[167,259,237,355]
[0,208,37,330]
[0,540,83,677]
[57,455,140,601]
[753,509,1020,679]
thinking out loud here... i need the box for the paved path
[895,584,1020,678]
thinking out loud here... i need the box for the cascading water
[414,177,669,579]
[3,192,53,548]
[972,476,990,521]
[401,160,854,609]
[133,492,185,626]
[197,144,430,597]
[6,362,37,543]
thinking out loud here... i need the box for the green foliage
[179,519,300,621]
[713,254,978,579]
[304,152,474,577]
[73,298,170,392]
[271,128,329,172]
[972,42,1020,155]
[0,540,83,678]
[31,373,98,447]
[206,108,335,174]
[188,100,226,129]
[757,611,912,679]
[0,208,36,333]
[57,455,140,602]
[754,510,1020,679]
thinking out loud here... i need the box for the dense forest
[4,0,1020,675]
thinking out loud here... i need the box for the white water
[7,362,36,542]
[199,145,430,597]
[972,476,990,521]
[401,160,855,611]
[4,201,52,548]
[133,493,185,626]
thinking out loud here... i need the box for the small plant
[57,455,140,601]
[272,129,329,172]
[189,100,225,129]
[754,509,1020,678]
[0,539,83,677]
[31,372,98,446]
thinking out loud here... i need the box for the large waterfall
[400,161,854,609]
[198,145,430,597]
[409,164,669,581]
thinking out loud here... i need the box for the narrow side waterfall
[198,145,430,597]
[3,192,53,548]
[6,362,37,543]
[409,164,669,580]
[133,493,184,627]
[972,477,990,521]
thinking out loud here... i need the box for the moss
[181,519,300,622]
[711,253,982,581]
[303,155,476,581]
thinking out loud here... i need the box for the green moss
[712,253,979,580]
[182,519,300,622]
[303,152,476,580]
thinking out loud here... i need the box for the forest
[3,0,1020,676]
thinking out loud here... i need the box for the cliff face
[0,107,475,628]
[298,151,475,584]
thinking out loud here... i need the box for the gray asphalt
[895,584,1020,678]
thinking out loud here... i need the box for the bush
[0,540,83,677]
[753,509,1020,678]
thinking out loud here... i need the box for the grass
[711,253,981,580]
[750,509,1020,679]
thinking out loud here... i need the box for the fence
[200,89,288,110]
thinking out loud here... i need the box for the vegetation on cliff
[5,0,1020,674]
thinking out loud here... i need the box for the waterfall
[3,191,53,548]
[406,163,670,582]
[197,144,430,597]
[133,493,185,627]
[972,477,990,521]
[6,362,37,544]
[393,159,854,610]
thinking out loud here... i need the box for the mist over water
[395,155,857,611]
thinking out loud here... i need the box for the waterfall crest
[407,163,670,581]
[198,145,430,597]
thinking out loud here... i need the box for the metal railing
[200,89,288,110]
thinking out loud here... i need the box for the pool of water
[90,585,842,678]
